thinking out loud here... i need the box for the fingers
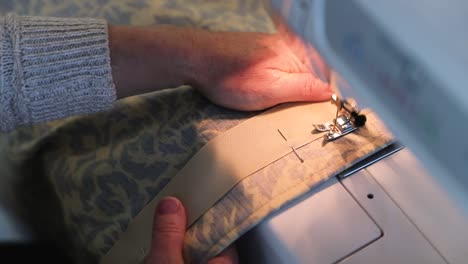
[146,198,239,264]
[271,12,330,82]
[146,197,186,264]
[305,45,330,82]
[276,73,332,103]
[207,245,239,264]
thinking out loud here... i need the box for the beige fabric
[103,102,337,264]
[181,105,393,262]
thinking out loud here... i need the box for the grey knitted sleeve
[0,14,116,132]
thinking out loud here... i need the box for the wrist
[109,25,200,98]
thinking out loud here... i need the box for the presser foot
[313,95,367,143]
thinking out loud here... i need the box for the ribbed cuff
[0,14,116,132]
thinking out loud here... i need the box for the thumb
[146,197,186,264]
[276,73,332,103]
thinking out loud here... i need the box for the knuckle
[302,77,315,97]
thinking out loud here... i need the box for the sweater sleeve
[0,14,116,132]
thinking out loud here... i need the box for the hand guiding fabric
[190,30,332,111]
[110,26,331,111]
[145,197,239,264]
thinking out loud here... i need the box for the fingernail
[157,197,180,215]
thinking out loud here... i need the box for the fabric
[184,111,393,263]
[103,102,394,264]
[103,101,337,263]
[0,14,115,132]
[4,87,257,263]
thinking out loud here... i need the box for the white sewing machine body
[239,0,468,263]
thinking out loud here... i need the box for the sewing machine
[238,0,468,263]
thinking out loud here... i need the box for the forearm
[109,25,200,98]
[0,17,205,132]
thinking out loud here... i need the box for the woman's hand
[145,197,238,264]
[109,25,331,111]
[190,30,331,110]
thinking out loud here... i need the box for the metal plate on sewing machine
[341,167,446,264]
[364,149,468,264]
[237,177,381,264]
